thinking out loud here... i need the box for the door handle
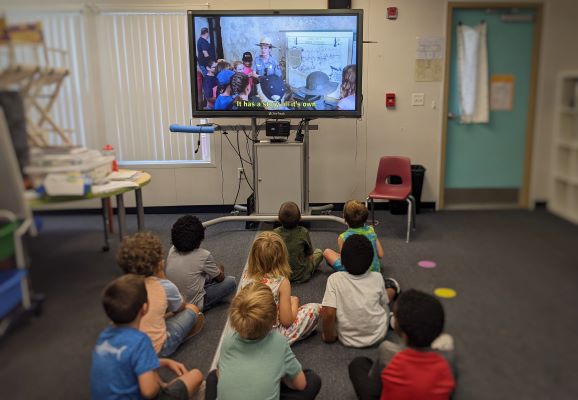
[448,112,458,120]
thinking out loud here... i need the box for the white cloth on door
[457,22,489,124]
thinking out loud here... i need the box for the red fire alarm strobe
[386,93,396,108]
[387,7,398,20]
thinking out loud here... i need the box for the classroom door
[442,5,541,208]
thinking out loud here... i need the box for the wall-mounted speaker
[328,0,351,9]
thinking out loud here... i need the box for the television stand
[169,119,345,228]
[201,118,345,228]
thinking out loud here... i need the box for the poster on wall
[414,36,444,82]
[490,75,515,111]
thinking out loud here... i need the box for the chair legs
[409,195,417,230]
[405,198,412,242]
[367,196,416,242]
[366,196,376,226]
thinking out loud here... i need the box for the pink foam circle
[418,260,437,268]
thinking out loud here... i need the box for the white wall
[6,0,578,209]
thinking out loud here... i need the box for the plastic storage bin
[0,269,26,319]
[0,221,18,262]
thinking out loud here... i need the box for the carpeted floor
[0,209,577,399]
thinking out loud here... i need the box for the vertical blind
[97,12,209,163]
[7,12,89,147]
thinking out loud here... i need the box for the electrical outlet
[412,93,425,106]
[237,168,245,180]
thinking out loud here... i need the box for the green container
[0,222,18,262]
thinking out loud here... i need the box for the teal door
[444,7,538,206]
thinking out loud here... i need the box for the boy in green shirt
[206,282,321,400]
[274,201,323,283]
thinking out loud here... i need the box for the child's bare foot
[187,312,205,338]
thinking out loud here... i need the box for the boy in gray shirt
[166,215,237,311]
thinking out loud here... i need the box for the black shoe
[384,277,401,301]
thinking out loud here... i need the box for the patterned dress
[241,272,320,345]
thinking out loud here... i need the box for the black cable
[236,128,254,192]
[232,169,242,206]
[223,130,252,164]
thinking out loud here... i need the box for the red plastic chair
[366,156,416,242]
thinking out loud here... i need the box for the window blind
[97,12,209,163]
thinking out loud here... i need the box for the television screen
[188,10,363,118]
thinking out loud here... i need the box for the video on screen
[192,14,360,113]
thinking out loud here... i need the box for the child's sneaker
[431,333,454,351]
[384,277,401,300]
[312,249,323,269]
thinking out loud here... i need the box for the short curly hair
[171,215,205,253]
[343,200,368,228]
[116,232,163,277]
[341,234,373,275]
[278,201,301,229]
[395,289,445,348]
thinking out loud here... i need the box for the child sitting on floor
[348,289,456,400]
[206,282,321,400]
[166,215,237,312]
[324,200,400,300]
[274,201,323,283]
[241,231,320,344]
[117,232,204,357]
[320,234,392,348]
[324,200,383,273]
[91,274,204,400]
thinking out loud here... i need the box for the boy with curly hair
[117,232,204,357]
[166,215,237,312]
[348,289,456,399]
[274,201,323,283]
[91,274,204,400]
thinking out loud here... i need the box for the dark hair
[278,201,301,229]
[341,234,373,275]
[116,232,163,276]
[200,27,209,35]
[395,289,445,348]
[228,73,252,110]
[230,72,249,95]
[343,200,368,228]
[102,274,147,324]
[171,215,205,253]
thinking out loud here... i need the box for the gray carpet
[0,209,577,399]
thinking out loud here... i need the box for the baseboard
[534,201,547,210]
[34,201,437,216]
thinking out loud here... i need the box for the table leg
[116,194,126,240]
[101,198,110,252]
[135,188,145,231]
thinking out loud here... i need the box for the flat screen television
[188,9,363,118]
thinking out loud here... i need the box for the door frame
[438,2,543,209]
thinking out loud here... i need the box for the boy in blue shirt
[91,274,204,400]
